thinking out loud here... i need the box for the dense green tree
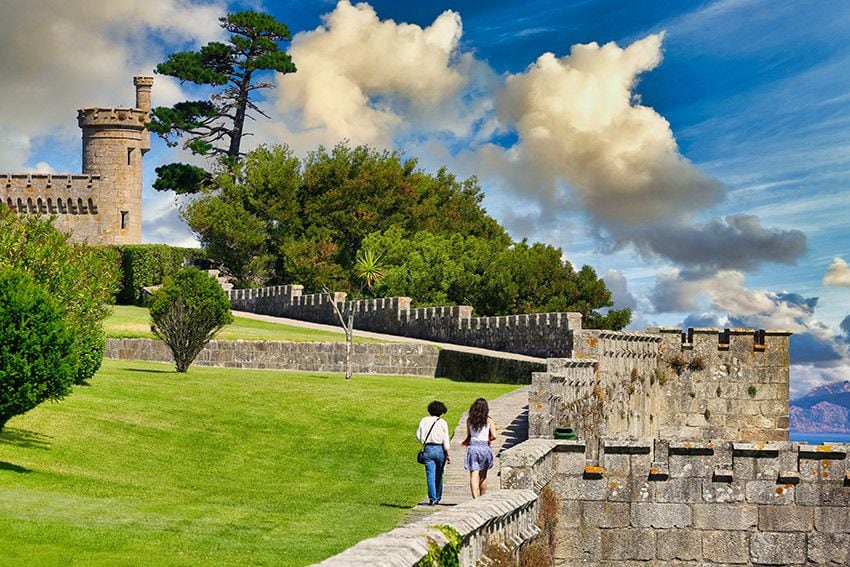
[150,268,234,373]
[0,208,119,383]
[0,269,76,432]
[150,11,296,194]
[182,143,508,289]
[362,229,630,328]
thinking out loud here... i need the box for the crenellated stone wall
[228,285,579,358]
[500,439,850,565]
[530,327,791,443]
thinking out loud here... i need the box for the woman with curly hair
[416,400,451,505]
[463,397,496,498]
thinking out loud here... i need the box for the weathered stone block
[807,533,850,565]
[554,524,600,561]
[552,475,608,501]
[692,503,757,530]
[795,481,850,507]
[600,528,655,561]
[745,479,795,505]
[814,506,850,533]
[652,477,703,503]
[656,529,702,561]
[702,530,749,564]
[579,501,630,528]
[749,532,806,565]
[758,505,813,532]
[631,502,692,528]
[606,477,651,503]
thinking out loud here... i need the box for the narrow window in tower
[127,148,133,166]
[121,210,129,229]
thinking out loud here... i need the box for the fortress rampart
[228,285,579,358]
[500,439,850,565]
[1,76,152,244]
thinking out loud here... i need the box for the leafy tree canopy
[182,143,631,329]
[150,11,296,194]
[0,208,119,383]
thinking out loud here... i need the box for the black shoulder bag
[417,418,439,465]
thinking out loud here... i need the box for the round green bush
[150,267,233,372]
[0,269,76,431]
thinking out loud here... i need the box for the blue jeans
[422,444,446,503]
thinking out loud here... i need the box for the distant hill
[790,380,850,432]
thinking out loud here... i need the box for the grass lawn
[105,305,381,343]
[0,359,518,566]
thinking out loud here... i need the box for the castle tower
[77,75,153,244]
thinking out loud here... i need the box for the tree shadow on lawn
[0,428,51,450]
[0,461,32,474]
[122,367,175,374]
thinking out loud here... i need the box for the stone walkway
[401,385,530,525]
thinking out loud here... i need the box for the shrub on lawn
[150,267,233,372]
[0,208,118,384]
[0,269,76,432]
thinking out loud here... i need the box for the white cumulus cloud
[824,257,850,287]
[494,33,722,225]
[272,0,469,151]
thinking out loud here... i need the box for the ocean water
[789,431,850,444]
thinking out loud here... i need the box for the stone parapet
[490,437,850,565]
[228,285,579,358]
[312,490,540,566]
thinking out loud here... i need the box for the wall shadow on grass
[0,428,51,450]
[0,461,32,474]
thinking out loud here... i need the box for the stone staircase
[400,386,530,525]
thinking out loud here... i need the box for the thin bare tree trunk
[323,287,354,380]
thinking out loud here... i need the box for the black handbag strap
[421,417,439,448]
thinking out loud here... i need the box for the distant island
[790,380,850,432]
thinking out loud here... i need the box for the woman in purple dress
[463,398,496,498]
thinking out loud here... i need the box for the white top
[416,416,451,453]
[470,424,490,442]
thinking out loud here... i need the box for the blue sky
[1,0,849,397]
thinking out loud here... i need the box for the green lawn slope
[0,359,517,565]
[106,305,381,343]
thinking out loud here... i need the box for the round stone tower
[77,76,153,244]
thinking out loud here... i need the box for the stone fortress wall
[230,283,790,443]
[500,438,850,565]
[1,76,151,244]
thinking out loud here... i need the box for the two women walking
[416,397,496,505]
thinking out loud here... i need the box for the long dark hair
[467,398,489,430]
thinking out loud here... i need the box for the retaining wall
[105,338,440,376]
[105,339,543,382]
[501,438,850,565]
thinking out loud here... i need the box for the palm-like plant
[355,248,384,291]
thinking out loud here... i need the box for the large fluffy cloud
[271,1,478,151]
[0,0,224,170]
[824,257,850,287]
[495,33,722,224]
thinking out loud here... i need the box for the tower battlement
[77,107,148,129]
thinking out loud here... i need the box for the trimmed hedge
[113,245,206,305]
